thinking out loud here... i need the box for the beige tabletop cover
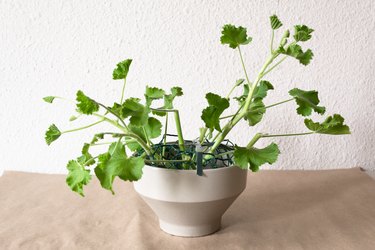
[1,168,375,250]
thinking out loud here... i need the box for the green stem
[238,46,251,87]
[220,98,294,120]
[120,79,127,104]
[174,110,185,151]
[142,126,151,146]
[84,155,99,166]
[262,56,287,77]
[62,119,104,134]
[265,98,294,109]
[162,113,168,157]
[92,114,151,155]
[261,132,314,138]
[214,150,234,158]
[270,30,274,52]
[95,102,129,130]
[199,127,208,144]
[220,114,235,120]
[246,133,263,148]
[151,108,185,151]
[209,53,278,154]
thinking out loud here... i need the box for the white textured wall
[1,0,374,174]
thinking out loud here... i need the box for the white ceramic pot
[133,164,247,237]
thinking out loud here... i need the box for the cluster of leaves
[44,15,351,197]
[44,59,183,196]
[199,15,350,172]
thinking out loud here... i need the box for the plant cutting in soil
[44,15,350,196]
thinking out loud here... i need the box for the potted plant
[44,15,350,237]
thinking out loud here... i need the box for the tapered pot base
[159,219,221,237]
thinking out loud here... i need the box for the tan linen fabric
[0,168,374,250]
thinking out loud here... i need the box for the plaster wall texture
[0,0,374,174]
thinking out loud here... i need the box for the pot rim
[143,164,241,173]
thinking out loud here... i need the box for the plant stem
[174,110,185,151]
[265,98,294,109]
[226,83,239,99]
[214,150,234,158]
[270,30,274,52]
[261,132,314,138]
[220,114,235,120]
[62,119,105,134]
[199,127,208,144]
[162,113,168,157]
[246,133,263,148]
[238,46,251,87]
[220,98,294,120]
[142,126,151,146]
[95,102,129,130]
[83,155,99,166]
[92,114,151,155]
[150,108,185,151]
[209,53,278,154]
[120,79,127,104]
[262,56,287,77]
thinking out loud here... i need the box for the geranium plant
[44,15,350,196]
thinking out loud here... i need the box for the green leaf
[145,86,165,107]
[252,80,274,100]
[76,90,99,115]
[201,93,230,132]
[109,102,123,118]
[69,115,78,121]
[304,114,350,135]
[164,86,183,109]
[80,143,95,166]
[94,142,144,194]
[279,44,314,65]
[289,88,325,116]
[90,133,105,144]
[45,124,61,145]
[113,59,132,80]
[234,84,249,106]
[152,86,183,116]
[234,143,280,172]
[66,160,91,197]
[43,96,56,103]
[244,99,266,126]
[293,25,314,42]
[235,79,245,86]
[126,117,162,151]
[220,24,252,49]
[270,15,283,30]
[121,98,149,126]
[296,49,313,66]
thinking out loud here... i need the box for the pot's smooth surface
[133,165,247,237]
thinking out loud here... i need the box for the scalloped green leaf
[245,99,266,126]
[121,98,149,126]
[66,160,91,197]
[304,114,350,135]
[113,59,132,80]
[270,15,283,30]
[289,88,325,116]
[201,93,229,132]
[294,25,314,42]
[76,90,99,115]
[43,96,56,103]
[94,142,144,194]
[220,24,252,49]
[45,124,61,145]
[234,143,280,172]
